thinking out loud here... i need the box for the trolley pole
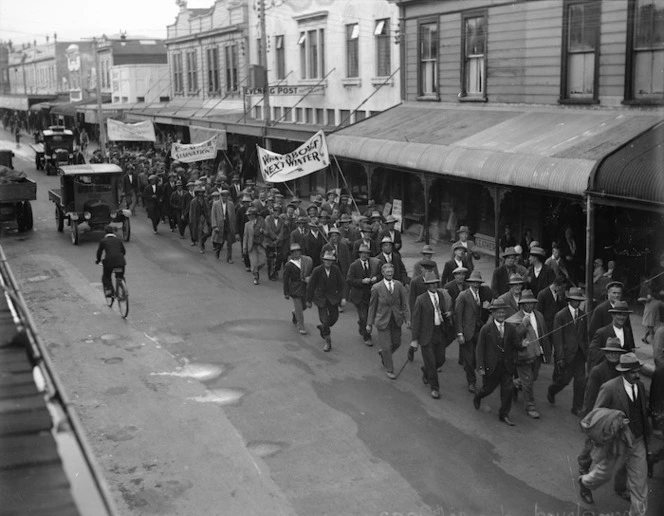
[93,38,107,160]
[259,0,271,151]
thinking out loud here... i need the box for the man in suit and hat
[306,250,347,352]
[588,300,635,368]
[347,244,381,346]
[473,298,522,426]
[413,244,441,279]
[409,258,439,316]
[161,172,178,231]
[189,186,211,253]
[264,204,287,280]
[283,243,314,335]
[318,210,332,237]
[536,276,568,362]
[302,221,326,268]
[367,263,410,379]
[369,210,384,241]
[491,246,527,296]
[410,271,453,399]
[143,174,162,234]
[378,215,402,252]
[210,189,237,263]
[352,224,378,259]
[578,353,650,513]
[321,189,338,216]
[455,270,486,393]
[506,290,547,419]
[229,174,242,203]
[454,225,481,270]
[121,163,139,215]
[442,242,472,286]
[497,273,525,318]
[169,180,185,237]
[243,207,268,284]
[444,266,468,308]
[290,216,309,248]
[588,281,635,345]
[547,287,588,415]
[376,236,409,285]
[236,194,253,271]
[321,227,352,280]
[526,246,556,297]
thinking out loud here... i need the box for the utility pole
[258,0,271,150]
[93,38,107,159]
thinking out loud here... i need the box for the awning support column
[421,174,430,244]
[364,164,373,203]
[489,187,507,268]
[584,195,595,313]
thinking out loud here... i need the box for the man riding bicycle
[96,225,126,297]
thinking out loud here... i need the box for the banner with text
[257,130,329,183]
[171,137,217,163]
[107,119,156,142]
[189,126,227,150]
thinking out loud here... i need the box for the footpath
[0,127,655,376]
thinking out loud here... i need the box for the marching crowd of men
[114,151,658,515]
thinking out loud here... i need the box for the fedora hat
[566,287,586,301]
[385,215,398,224]
[615,352,642,372]
[313,194,324,204]
[322,250,336,261]
[529,246,546,257]
[508,273,525,285]
[328,227,341,235]
[423,271,440,284]
[360,224,372,233]
[381,236,393,244]
[518,289,537,304]
[452,241,466,252]
[452,266,468,275]
[420,258,436,269]
[600,337,629,353]
[421,245,434,254]
[371,211,382,219]
[220,189,230,195]
[290,197,302,204]
[319,210,330,218]
[456,225,470,234]
[308,221,318,228]
[241,195,252,202]
[606,281,624,291]
[339,215,353,223]
[210,191,221,197]
[358,244,371,254]
[246,207,258,215]
[608,300,633,314]
[489,298,510,311]
[175,180,182,186]
[466,270,483,283]
[501,246,519,257]
[296,216,308,223]
[289,243,302,252]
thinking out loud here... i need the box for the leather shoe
[431,390,440,399]
[468,383,476,394]
[323,337,331,352]
[421,367,428,385]
[364,338,373,347]
[386,371,396,380]
[578,477,594,504]
[547,387,555,405]
[614,489,630,501]
[500,416,516,426]
[473,395,480,410]
[526,409,540,419]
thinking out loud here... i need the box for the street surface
[1,129,662,516]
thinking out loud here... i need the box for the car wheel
[70,222,79,245]
[22,202,33,231]
[15,202,25,232]
[55,207,64,232]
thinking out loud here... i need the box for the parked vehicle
[30,126,76,175]
[48,164,130,245]
[0,175,36,232]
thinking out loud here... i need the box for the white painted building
[111,63,170,104]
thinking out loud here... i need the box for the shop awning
[589,121,664,210]
[327,103,663,197]
[50,99,96,116]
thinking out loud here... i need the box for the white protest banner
[107,119,156,142]
[190,126,227,150]
[257,130,329,183]
[171,137,217,163]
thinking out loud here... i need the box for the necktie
[572,309,576,322]
[498,323,504,338]
[474,291,480,306]
[632,384,637,402]
[363,261,368,274]
[432,293,443,325]
[389,281,393,294]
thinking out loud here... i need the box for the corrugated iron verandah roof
[327,103,663,197]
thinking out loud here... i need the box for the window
[419,22,438,96]
[339,109,351,126]
[172,52,184,94]
[255,105,262,119]
[305,107,313,123]
[375,19,391,77]
[136,96,145,103]
[159,96,170,102]
[257,38,262,64]
[316,108,324,124]
[462,12,487,99]
[561,1,599,101]
[346,23,359,77]
[299,28,325,79]
[326,108,335,126]
[275,35,286,80]
[355,110,366,122]
[207,47,220,95]
[185,50,198,93]
[273,106,281,120]
[225,44,238,92]
[627,0,664,101]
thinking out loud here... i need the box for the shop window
[185,49,198,94]
[275,35,286,80]
[207,46,220,95]
[461,11,487,100]
[172,52,184,94]
[419,21,438,97]
[626,0,664,103]
[159,96,170,102]
[225,44,238,92]
[375,19,391,77]
[346,23,359,78]
[561,1,599,102]
[299,28,325,79]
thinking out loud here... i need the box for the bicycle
[104,267,129,318]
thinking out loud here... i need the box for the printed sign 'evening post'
[257,130,329,183]
[171,137,218,163]
[107,119,156,142]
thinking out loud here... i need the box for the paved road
[1,135,662,516]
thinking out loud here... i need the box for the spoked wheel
[122,218,131,242]
[70,221,79,245]
[55,207,64,232]
[116,278,129,318]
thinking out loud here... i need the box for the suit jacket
[290,227,308,247]
[170,189,186,212]
[306,265,346,307]
[476,319,520,375]
[589,300,634,343]
[582,360,620,416]
[526,264,556,297]
[411,289,453,346]
[352,238,378,259]
[409,275,430,316]
[413,259,441,280]
[506,309,547,362]
[321,241,352,278]
[161,181,176,208]
[96,235,126,267]
[142,184,162,218]
[444,280,466,306]
[229,182,242,203]
[211,199,237,243]
[552,305,588,365]
[347,257,381,305]
[179,191,193,221]
[283,255,314,298]
[594,376,652,442]
[453,240,481,269]
[588,324,636,369]
[490,264,530,296]
[441,257,470,286]
[367,280,409,330]
[302,231,326,268]
[122,173,138,194]
[375,251,409,285]
[454,288,483,341]
[377,228,402,252]
[243,218,267,254]
[265,214,287,247]
[536,286,566,343]
[497,291,521,318]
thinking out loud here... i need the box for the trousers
[549,348,586,411]
[317,301,339,337]
[377,317,402,373]
[102,265,124,296]
[291,296,306,331]
[421,325,446,390]
[477,360,514,419]
[460,336,478,387]
[353,299,370,340]
[515,358,541,411]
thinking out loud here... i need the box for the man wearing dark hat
[588,281,635,346]
[376,236,409,285]
[491,246,527,296]
[229,174,242,203]
[302,220,326,268]
[121,163,138,215]
[347,244,381,346]
[243,207,267,284]
[409,258,439,316]
[321,227,352,280]
[283,243,314,335]
[265,204,287,279]
[170,180,186,237]
[161,172,178,232]
[306,250,347,352]
[474,298,522,426]
[525,246,556,297]
[318,210,332,237]
[189,187,211,252]
[352,224,378,259]
[367,263,410,378]
[536,276,568,361]
[506,290,547,419]
[497,273,525,318]
[578,353,650,513]
[320,190,338,216]
[547,287,588,415]
[454,225,481,270]
[211,189,237,262]
[378,215,402,252]
[337,214,356,247]
[290,216,309,248]
[413,245,441,279]
[588,300,635,368]
[444,266,468,306]
[410,271,453,399]
[95,225,126,298]
[455,270,486,393]
[235,194,253,271]
[442,242,471,286]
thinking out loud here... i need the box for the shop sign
[244,84,325,96]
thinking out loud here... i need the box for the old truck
[48,164,130,245]
[31,126,76,175]
[0,174,36,233]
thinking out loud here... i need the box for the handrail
[0,244,119,516]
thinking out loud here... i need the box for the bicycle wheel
[116,278,129,318]
[105,282,114,307]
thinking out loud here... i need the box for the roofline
[59,164,123,175]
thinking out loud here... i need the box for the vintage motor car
[0,172,36,233]
[31,126,76,175]
[48,164,131,245]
